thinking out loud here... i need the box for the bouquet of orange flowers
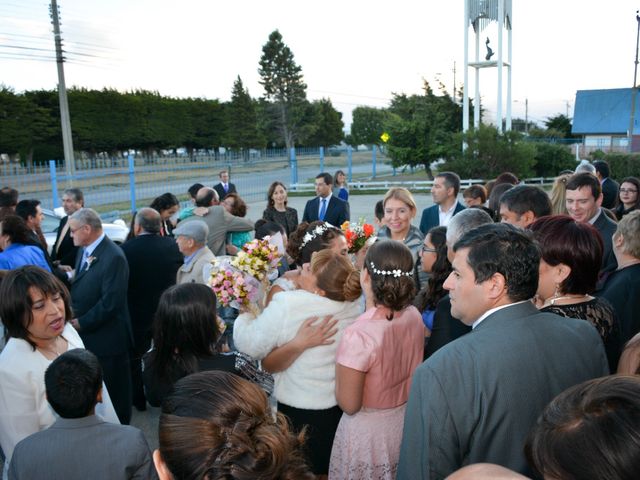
[341,220,376,254]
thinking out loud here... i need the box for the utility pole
[452,61,457,102]
[628,10,640,153]
[525,98,529,135]
[49,0,75,180]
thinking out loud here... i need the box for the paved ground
[131,192,438,449]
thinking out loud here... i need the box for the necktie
[80,249,89,271]
[223,183,228,193]
[319,198,327,221]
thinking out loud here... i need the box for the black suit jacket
[214,182,237,200]
[51,216,78,267]
[419,202,466,235]
[120,234,182,344]
[301,195,349,226]
[424,295,472,360]
[601,178,619,210]
[71,236,133,356]
[593,210,618,281]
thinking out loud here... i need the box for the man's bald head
[195,187,218,207]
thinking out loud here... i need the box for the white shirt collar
[472,300,529,329]
[84,232,106,257]
[588,208,602,225]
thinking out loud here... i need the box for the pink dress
[328,305,424,480]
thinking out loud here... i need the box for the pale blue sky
[1,0,637,129]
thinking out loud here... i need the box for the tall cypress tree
[225,76,264,152]
[258,30,307,150]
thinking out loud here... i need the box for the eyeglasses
[620,188,638,194]
[421,245,437,254]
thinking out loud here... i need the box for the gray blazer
[397,301,609,480]
[9,415,157,480]
[179,205,253,256]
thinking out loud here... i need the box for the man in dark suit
[9,349,156,480]
[566,173,618,280]
[16,198,70,285]
[419,172,465,235]
[398,224,609,479]
[120,207,182,411]
[213,169,237,200]
[52,188,84,267]
[593,160,619,210]
[69,208,133,424]
[301,172,349,226]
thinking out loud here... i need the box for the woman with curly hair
[154,370,314,480]
[329,240,424,479]
[413,226,451,337]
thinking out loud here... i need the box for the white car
[42,208,129,253]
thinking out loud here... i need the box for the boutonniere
[85,256,97,270]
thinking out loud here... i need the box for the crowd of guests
[0,161,639,479]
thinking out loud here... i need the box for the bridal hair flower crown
[369,261,413,278]
[299,223,332,250]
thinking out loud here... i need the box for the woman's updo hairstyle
[364,240,416,319]
[158,371,314,480]
[310,249,361,302]
[287,221,344,266]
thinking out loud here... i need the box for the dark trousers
[98,352,132,425]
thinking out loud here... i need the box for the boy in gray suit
[9,349,157,480]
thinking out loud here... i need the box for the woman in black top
[262,181,298,236]
[529,215,622,372]
[142,283,271,406]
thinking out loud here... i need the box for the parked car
[42,208,129,253]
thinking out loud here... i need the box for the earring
[552,284,560,299]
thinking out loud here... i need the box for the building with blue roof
[572,88,640,152]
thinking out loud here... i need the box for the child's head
[45,349,103,419]
[363,240,416,319]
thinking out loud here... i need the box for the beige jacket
[176,246,215,284]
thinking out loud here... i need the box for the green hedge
[605,153,640,180]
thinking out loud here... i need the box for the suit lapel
[74,237,108,282]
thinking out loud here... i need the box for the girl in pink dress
[329,240,425,479]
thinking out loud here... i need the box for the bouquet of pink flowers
[208,236,283,313]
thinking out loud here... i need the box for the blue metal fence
[0,146,390,221]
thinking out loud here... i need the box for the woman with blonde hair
[377,187,425,285]
[154,370,314,480]
[234,249,362,477]
[550,173,572,215]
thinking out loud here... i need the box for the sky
[1,0,639,130]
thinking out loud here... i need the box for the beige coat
[176,246,215,284]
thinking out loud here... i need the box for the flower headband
[369,261,413,278]
[299,223,332,250]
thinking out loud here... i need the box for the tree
[384,82,463,175]
[224,76,264,153]
[350,106,389,146]
[442,125,537,179]
[544,114,573,138]
[302,98,344,148]
[532,143,576,177]
[258,30,308,150]
[0,87,58,166]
